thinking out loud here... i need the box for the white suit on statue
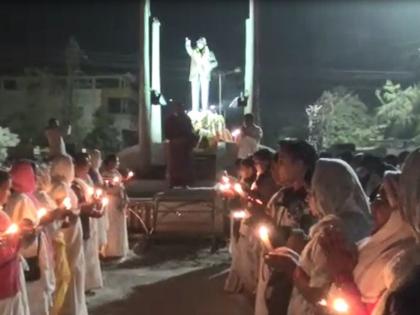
[185,37,217,112]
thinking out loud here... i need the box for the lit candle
[258,225,273,251]
[101,197,109,207]
[112,176,120,185]
[127,171,134,180]
[232,129,241,140]
[62,197,72,210]
[232,210,247,219]
[233,183,244,195]
[87,186,94,198]
[94,188,103,199]
[318,299,327,306]
[5,224,19,235]
[37,208,48,220]
[221,176,230,184]
[332,297,349,314]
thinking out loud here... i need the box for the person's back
[45,118,69,158]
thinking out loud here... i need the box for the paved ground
[88,243,254,315]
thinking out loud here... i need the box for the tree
[308,87,381,148]
[83,109,122,155]
[375,80,420,140]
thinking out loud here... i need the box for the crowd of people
[0,135,130,315]
[222,138,420,315]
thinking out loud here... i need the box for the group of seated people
[0,150,130,315]
[222,139,420,315]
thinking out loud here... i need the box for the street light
[218,67,242,115]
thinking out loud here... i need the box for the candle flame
[112,176,120,184]
[258,225,270,241]
[221,176,230,184]
[232,210,247,219]
[5,224,19,235]
[127,171,134,179]
[101,197,109,207]
[62,197,72,210]
[232,129,241,138]
[318,299,327,306]
[332,297,349,313]
[37,208,48,219]
[233,183,244,195]
[94,188,103,198]
[87,186,94,197]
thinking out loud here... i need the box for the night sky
[2,0,420,146]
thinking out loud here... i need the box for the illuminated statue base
[187,110,232,149]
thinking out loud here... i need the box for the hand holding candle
[126,170,134,181]
[258,225,273,251]
[62,197,72,210]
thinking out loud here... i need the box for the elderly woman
[5,161,54,315]
[269,158,371,315]
[0,170,30,315]
[35,164,71,315]
[73,153,104,293]
[89,149,109,255]
[101,154,129,259]
[320,161,419,315]
[49,155,88,315]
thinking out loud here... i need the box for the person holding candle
[101,154,129,259]
[225,150,277,295]
[34,164,71,315]
[5,161,55,315]
[49,155,88,315]
[254,140,317,315]
[271,158,371,315]
[0,169,30,315]
[320,151,420,315]
[72,153,104,294]
[89,149,109,256]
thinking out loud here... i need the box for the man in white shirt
[237,113,263,160]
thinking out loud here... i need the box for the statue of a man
[185,37,218,112]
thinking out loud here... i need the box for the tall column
[244,16,254,115]
[244,0,260,123]
[151,18,162,143]
[138,0,151,171]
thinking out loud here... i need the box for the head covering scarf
[311,158,370,218]
[300,159,371,288]
[10,161,36,194]
[50,155,75,184]
[36,164,52,193]
[370,149,420,315]
[399,148,420,238]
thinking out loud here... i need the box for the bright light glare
[62,197,72,210]
[232,129,241,138]
[233,183,244,194]
[102,197,109,207]
[332,298,349,313]
[258,225,269,241]
[94,188,103,198]
[37,208,48,219]
[318,299,327,306]
[5,224,19,235]
[232,210,247,219]
[87,186,94,197]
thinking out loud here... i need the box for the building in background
[0,71,138,148]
